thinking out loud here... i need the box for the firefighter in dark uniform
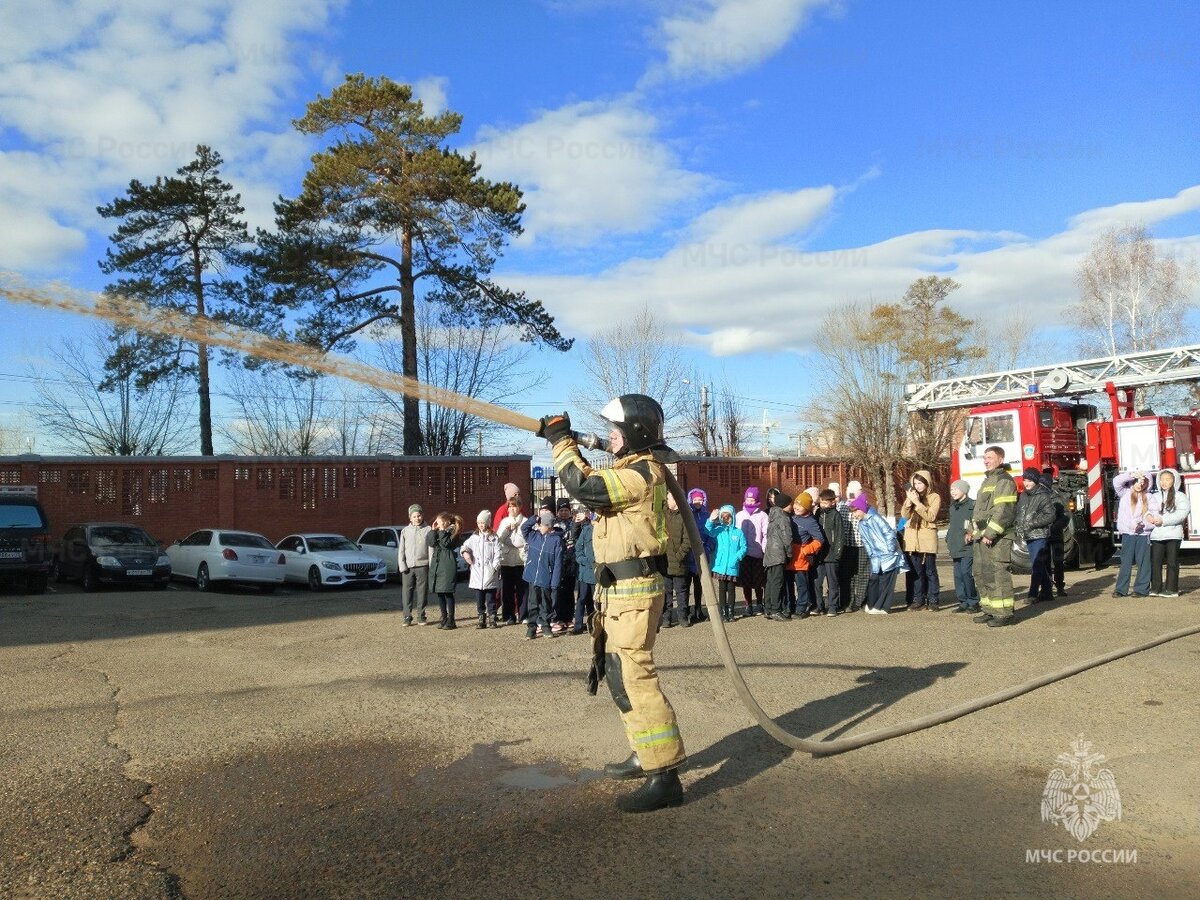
[974,445,1019,626]
[538,395,685,813]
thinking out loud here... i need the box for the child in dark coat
[427,513,462,629]
[521,511,563,639]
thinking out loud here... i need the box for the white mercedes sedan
[167,529,286,592]
[275,534,389,591]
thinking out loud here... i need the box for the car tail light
[277,553,286,565]
[222,548,239,561]
[28,534,48,545]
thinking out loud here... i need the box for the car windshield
[218,532,273,549]
[0,504,45,528]
[89,526,156,547]
[306,536,357,552]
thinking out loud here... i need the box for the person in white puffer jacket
[1146,467,1190,597]
[462,510,504,628]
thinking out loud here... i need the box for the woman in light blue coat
[1147,467,1190,597]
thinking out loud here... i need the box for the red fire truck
[905,345,1200,567]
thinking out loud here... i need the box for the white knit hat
[846,480,863,498]
[828,482,841,496]
[477,509,492,524]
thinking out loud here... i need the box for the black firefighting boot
[616,768,684,813]
[604,752,645,780]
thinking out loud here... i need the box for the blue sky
[2,0,1199,457]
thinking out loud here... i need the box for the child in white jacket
[1147,467,1191,597]
[462,510,503,628]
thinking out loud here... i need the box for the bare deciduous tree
[679,377,745,456]
[372,305,543,456]
[571,304,691,440]
[0,417,34,455]
[217,366,331,456]
[811,302,910,517]
[31,327,195,455]
[1071,224,1196,357]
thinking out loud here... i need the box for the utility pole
[700,384,711,455]
[758,409,779,458]
[788,430,805,458]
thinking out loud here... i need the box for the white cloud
[473,98,710,245]
[646,0,837,83]
[0,0,344,271]
[501,184,1200,356]
[412,76,450,116]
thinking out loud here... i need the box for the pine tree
[97,145,265,455]
[249,74,571,454]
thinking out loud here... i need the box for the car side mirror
[963,444,975,460]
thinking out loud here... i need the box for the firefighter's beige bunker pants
[975,536,1015,619]
[600,574,687,773]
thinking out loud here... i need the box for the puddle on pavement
[447,740,604,792]
[496,766,604,791]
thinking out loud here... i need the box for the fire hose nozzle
[572,431,611,452]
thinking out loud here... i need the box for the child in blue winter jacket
[706,504,748,622]
[849,493,909,615]
[521,510,563,639]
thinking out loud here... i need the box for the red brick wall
[0,456,532,545]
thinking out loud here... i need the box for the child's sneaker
[551,622,566,634]
[525,629,537,640]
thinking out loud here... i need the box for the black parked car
[55,523,172,591]
[0,493,52,594]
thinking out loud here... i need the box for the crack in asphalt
[81,656,186,900]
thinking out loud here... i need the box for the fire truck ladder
[904,343,1200,413]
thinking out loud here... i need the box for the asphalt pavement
[1,564,1198,899]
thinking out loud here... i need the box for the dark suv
[0,493,52,594]
[56,523,172,591]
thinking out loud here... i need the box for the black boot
[604,752,645,780]
[616,768,684,813]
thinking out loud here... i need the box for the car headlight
[320,560,343,571]
[157,555,171,566]
[375,561,388,570]
[95,556,121,567]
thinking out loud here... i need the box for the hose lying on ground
[663,469,1200,756]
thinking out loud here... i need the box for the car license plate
[251,555,268,563]
[126,569,153,576]
[0,551,22,559]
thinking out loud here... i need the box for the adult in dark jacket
[426,514,462,628]
[814,489,844,615]
[763,488,795,620]
[1042,468,1069,597]
[572,511,596,634]
[663,494,693,627]
[1015,468,1056,603]
[686,488,714,622]
[946,479,980,612]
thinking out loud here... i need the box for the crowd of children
[397,464,1190,636]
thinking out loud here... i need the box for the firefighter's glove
[537,412,573,446]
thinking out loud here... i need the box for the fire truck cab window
[966,417,983,446]
[1039,409,1054,428]
[984,416,1015,444]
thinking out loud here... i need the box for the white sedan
[275,534,388,591]
[167,529,286,592]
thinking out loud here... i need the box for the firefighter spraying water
[4,272,1200,814]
